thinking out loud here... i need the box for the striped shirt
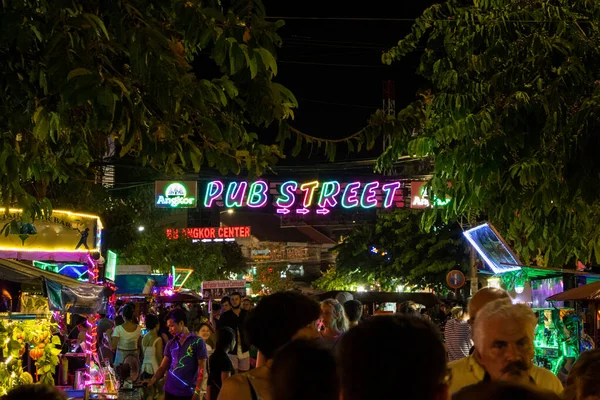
[444,318,472,362]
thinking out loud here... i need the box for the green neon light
[172,266,193,289]
[106,250,117,281]
[33,260,58,273]
[156,183,196,208]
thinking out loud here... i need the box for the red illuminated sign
[166,226,251,241]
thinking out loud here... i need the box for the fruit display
[0,319,61,394]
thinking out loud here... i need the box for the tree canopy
[0,0,297,218]
[376,0,600,268]
[314,209,468,293]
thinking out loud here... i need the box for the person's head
[399,301,419,315]
[114,315,124,326]
[454,381,561,400]
[196,323,214,342]
[321,299,349,332]
[564,348,600,400]
[242,298,253,311]
[473,299,536,385]
[246,291,321,360]
[339,315,447,400]
[343,300,363,327]
[221,296,232,313]
[2,384,67,400]
[451,306,468,321]
[272,340,339,400]
[121,304,134,322]
[468,288,510,322]
[230,292,242,310]
[145,314,160,333]
[215,327,236,353]
[166,308,188,337]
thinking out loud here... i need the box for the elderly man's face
[476,316,534,384]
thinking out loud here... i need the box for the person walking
[218,292,250,373]
[111,304,142,366]
[444,306,472,362]
[147,309,208,400]
[207,327,236,400]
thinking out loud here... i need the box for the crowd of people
[6,288,600,400]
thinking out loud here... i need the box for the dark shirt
[218,309,250,354]
[163,334,208,397]
[208,350,235,400]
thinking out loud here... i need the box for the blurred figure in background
[207,327,236,400]
[3,384,67,400]
[563,348,600,400]
[343,300,363,328]
[218,291,321,400]
[339,314,448,400]
[445,306,472,362]
[453,381,560,400]
[241,298,253,312]
[195,322,216,354]
[271,339,339,400]
[111,304,142,366]
[319,299,348,349]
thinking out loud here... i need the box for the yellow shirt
[448,355,563,396]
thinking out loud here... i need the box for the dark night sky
[261,0,438,163]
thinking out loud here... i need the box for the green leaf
[255,48,278,76]
[67,68,93,81]
[84,13,110,40]
[30,25,43,42]
[51,335,62,346]
[33,107,49,141]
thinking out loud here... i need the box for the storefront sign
[0,209,102,256]
[155,181,198,208]
[166,226,251,241]
[201,280,247,299]
[410,182,451,209]
[199,179,404,214]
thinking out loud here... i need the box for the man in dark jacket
[217,292,250,372]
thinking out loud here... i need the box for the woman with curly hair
[319,298,349,350]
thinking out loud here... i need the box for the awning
[0,258,98,289]
[547,280,600,302]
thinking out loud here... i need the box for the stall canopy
[0,258,112,313]
[547,280,600,301]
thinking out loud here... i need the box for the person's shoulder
[449,355,470,370]
[531,365,564,393]
[218,372,250,399]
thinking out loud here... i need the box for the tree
[314,209,468,293]
[249,264,295,295]
[0,0,296,218]
[121,227,248,289]
[376,0,600,268]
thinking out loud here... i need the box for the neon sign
[155,181,197,208]
[166,226,251,241]
[198,180,405,214]
[410,181,451,209]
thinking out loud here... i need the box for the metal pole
[470,247,478,296]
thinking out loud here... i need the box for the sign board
[0,208,101,255]
[410,182,451,209]
[155,181,198,208]
[197,180,405,215]
[105,250,117,281]
[446,270,466,289]
[201,279,246,299]
[463,223,522,274]
[116,265,152,275]
[166,226,251,242]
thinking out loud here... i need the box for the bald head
[468,288,510,321]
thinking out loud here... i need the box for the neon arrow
[296,208,310,215]
[316,208,330,215]
[276,208,291,215]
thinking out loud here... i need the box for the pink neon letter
[341,182,361,209]
[225,181,248,208]
[204,181,224,207]
[247,181,269,208]
[382,181,402,208]
[361,181,380,208]
[318,181,341,208]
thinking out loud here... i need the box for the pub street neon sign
[202,180,404,215]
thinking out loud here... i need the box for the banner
[44,278,112,314]
[201,280,246,299]
[0,209,101,253]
